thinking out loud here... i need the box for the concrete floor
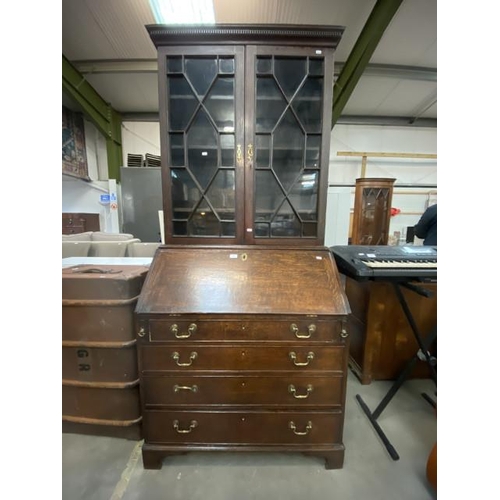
[62,371,437,500]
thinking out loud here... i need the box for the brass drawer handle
[137,327,146,338]
[288,384,314,399]
[173,420,198,434]
[340,329,349,339]
[172,351,198,366]
[170,323,197,339]
[290,323,316,339]
[173,384,198,393]
[289,351,314,366]
[289,421,312,436]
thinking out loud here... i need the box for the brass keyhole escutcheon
[241,253,247,261]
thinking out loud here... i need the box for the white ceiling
[62,0,437,126]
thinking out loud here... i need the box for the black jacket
[414,204,437,245]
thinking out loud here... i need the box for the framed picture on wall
[62,106,89,180]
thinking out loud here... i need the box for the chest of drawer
[143,410,343,445]
[142,319,346,343]
[141,375,344,407]
[140,345,345,373]
[63,225,86,235]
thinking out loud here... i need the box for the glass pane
[188,199,220,236]
[173,221,187,235]
[254,170,285,222]
[220,134,235,166]
[308,58,324,76]
[221,222,236,237]
[170,133,184,166]
[187,110,218,190]
[289,172,318,220]
[219,57,234,74]
[185,57,217,97]
[167,56,183,73]
[305,135,321,168]
[168,76,198,131]
[256,135,270,168]
[254,222,270,237]
[273,109,304,191]
[206,170,236,219]
[205,77,235,131]
[171,169,201,221]
[256,77,287,133]
[271,200,301,237]
[274,57,307,100]
[360,188,391,245]
[291,77,323,133]
[256,57,272,74]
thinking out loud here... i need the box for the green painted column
[62,55,123,181]
[332,0,404,128]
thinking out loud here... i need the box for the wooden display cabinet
[147,24,344,246]
[138,25,352,470]
[351,178,395,245]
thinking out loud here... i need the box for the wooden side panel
[345,278,437,383]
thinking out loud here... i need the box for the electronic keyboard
[329,245,437,281]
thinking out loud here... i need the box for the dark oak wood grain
[136,246,350,316]
[137,246,350,469]
[142,375,344,407]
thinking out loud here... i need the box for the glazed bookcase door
[244,46,335,245]
[158,46,245,244]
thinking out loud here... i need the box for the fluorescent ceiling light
[150,0,215,24]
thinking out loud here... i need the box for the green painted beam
[62,55,123,181]
[331,0,404,128]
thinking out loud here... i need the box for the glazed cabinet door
[158,46,245,244]
[157,44,335,245]
[244,46,335,245]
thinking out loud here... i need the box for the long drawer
[141,375,344,407]
[143,410,343,445]
[140,345,345,373]
[144,319,345,343]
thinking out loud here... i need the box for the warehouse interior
[4,0,490,498]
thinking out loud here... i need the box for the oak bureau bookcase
[136,24,351,470]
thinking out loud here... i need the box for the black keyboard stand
[355,280,437,461]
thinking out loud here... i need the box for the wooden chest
[135,246,350,469]
[62,264,149,439]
